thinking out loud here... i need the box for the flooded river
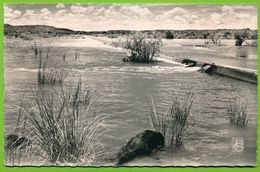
[4,37,257,166]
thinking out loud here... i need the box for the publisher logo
[232,137,244,152]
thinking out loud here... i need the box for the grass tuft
[7,79,111,165]
[38,68,67,85]
[150,92,194,148]
[227,98,249,127]
[33,42,67,85]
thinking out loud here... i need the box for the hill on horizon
[4,24,258,40]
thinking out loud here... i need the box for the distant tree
[234,31,249,46]
[209,32,222,45]
[223,31,231,39]
[203,34,208,39]
[251,31,258,39]
[165,31,174,39]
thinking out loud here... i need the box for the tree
[209,32,222,45]
[223,31,231,39]
[165,31,174,39]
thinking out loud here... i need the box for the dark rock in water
[182,59,197,67]
[116,130,164,165]
[200,63,216,74]
[5,134,31,150]
[122,57,129,62]
[186,63,197,67]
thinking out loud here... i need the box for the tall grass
[150,93,194,148]
[10,79,111,165]
[32,42,67,85]
[227,98,249,127]
[38,68,67,85]
[75,51,80,61]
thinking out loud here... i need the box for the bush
[8,80,111,165]
[150,93,194,148]
[234,31,249,46]
[123,33,162,63]
[227,99,249,127]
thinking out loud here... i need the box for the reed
[38,68,67,85]
[9,79,111,165]
[150,93,194,148]
[33,42,67,85]
[227,98,249,127]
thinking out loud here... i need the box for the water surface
[4,37,257,166]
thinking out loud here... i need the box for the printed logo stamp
[232,137,244,152]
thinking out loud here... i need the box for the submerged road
[161,51,257,71]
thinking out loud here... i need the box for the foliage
[209,32,222,45]
[165,31,174,39]
[32,42,67,85]
[234,31,249,46]
[7,80,111,165]
[150,93,195,147]
[123,33,162,63]
[227,98,249,127]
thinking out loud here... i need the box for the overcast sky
[4,4,258,31]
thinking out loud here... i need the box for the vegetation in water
[122,33,162,63]
[234,30,249,46]
[150,92,195,147]
[227,98,249,127]
[32,42,67,85]
[6,79,112,166]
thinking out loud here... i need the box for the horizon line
[4,23,258,32]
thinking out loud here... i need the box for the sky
[4,4,258,31]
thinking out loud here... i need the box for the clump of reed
[8,79,111,165]
[5,98,30,166]
[75,51,80,61]
[227,98,249,127]
[32,42,67,85]
[150,92,194,148]
[38,68,67,85]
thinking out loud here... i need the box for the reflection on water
[4,38,257,166]
[236,47,249,59]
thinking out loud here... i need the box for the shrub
[227,99,249,127]
[234,31,249,46]
[8,80,111,165]
[123,33,162,63]
[150,92,194,148]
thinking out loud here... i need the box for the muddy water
[4,37,257,166]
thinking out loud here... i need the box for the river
[4,37,257,166]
